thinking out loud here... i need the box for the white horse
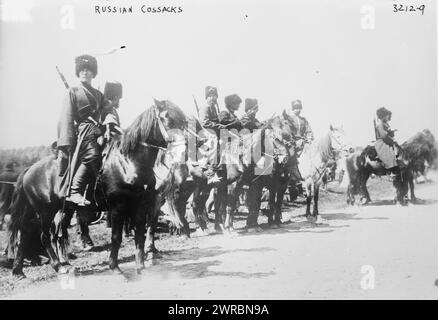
[298,125,346,222]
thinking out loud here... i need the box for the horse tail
[7,167,31,254]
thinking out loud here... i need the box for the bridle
[140,105,171,151]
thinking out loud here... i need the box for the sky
[0,0,437,149]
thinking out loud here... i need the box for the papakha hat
[291,99,303,110]
[205,86,218,99]
[245,98,258,112]
[224,94,242,108]
[75,54,98,77]
[376,107,392,120]
[104,81,123,100]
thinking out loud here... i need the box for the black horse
[7,99,187,277]
[168,113,294,235]
[345,129,437,205]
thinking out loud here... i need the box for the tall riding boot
[66,163,91,206]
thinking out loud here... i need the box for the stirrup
[66,193,91,206]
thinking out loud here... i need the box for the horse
[298,125,346,222]
[172,114,293,234]
[7,99,187,277]
[0,172,18,230]
[345,129,436,205]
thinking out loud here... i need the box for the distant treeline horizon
[0,145,53,173]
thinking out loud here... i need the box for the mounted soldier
[374,107,402,174]
[219,94,243,130]
[240,98,261,131]
[57,54,117,206]
[283,99,314,187]
[198,86,226,184]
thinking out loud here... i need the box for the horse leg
[11,228,30,279]
[174,185,191,238]
[41,214,61,272]
[108,201,125,273]
[408,173,418,203]
[131,201,146,273]
[275,181,287,226]
[305,183,312,217]
[145,192,161,259]
[76,210,94,250]
[248,181,264,230]
[360,172,371,204]
[192,184,209,233]
[56,209,75,270]
[267,184,275,225]
[214,186,226,232]
[313,184,320,218]
[224,183,238,231]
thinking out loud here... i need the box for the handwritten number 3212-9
[393,4,426,15]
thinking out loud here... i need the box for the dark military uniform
[374,107,398,170]
[57,55,114,205]
[57,82,106,199]
[283,100,314,184]
[219,94,243,131]
[199,86,225,134]
[240,98,261,131]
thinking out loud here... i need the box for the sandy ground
[1,173,438,299]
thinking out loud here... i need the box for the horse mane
[401,129,436,162]
[119,105,157,154]
[312,132,333,162]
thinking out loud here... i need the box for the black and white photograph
[0,0,437,303]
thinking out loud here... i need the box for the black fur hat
[245,98,258,112]
[224,94,242,108]
[75,54,98,77]
[104,81,123,100]
[376,107,392,120]
[205,86,218,99]
[291,99,303,110]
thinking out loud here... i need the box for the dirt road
[1,174,438,299]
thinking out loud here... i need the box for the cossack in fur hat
[104,81,123,100]
[224,94,242,108]
[75,54,98,77]
[245,98,258,112]
[205,86,218,99]
[376,107,392,120]
[291,99,303,110]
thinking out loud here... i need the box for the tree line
[0,145,53,174]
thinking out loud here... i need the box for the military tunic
[282,110,314,143]
[199,102,224,134]
[218,108,243,131]
[240,114,261,131]
[57,82,106,171]
[374,119,397,169]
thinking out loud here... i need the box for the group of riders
[58,54,403,210]
[0,53,416,278]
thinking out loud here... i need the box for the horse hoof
[59,265,76,275]
[136,267,144,275]
[195,229,209,237]
[111,266,123,275]
[12,270,26,280]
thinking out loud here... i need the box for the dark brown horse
[7,100,187,277]
[0,171,18,230]
[169,114,294,235]
[345,129,436,205]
